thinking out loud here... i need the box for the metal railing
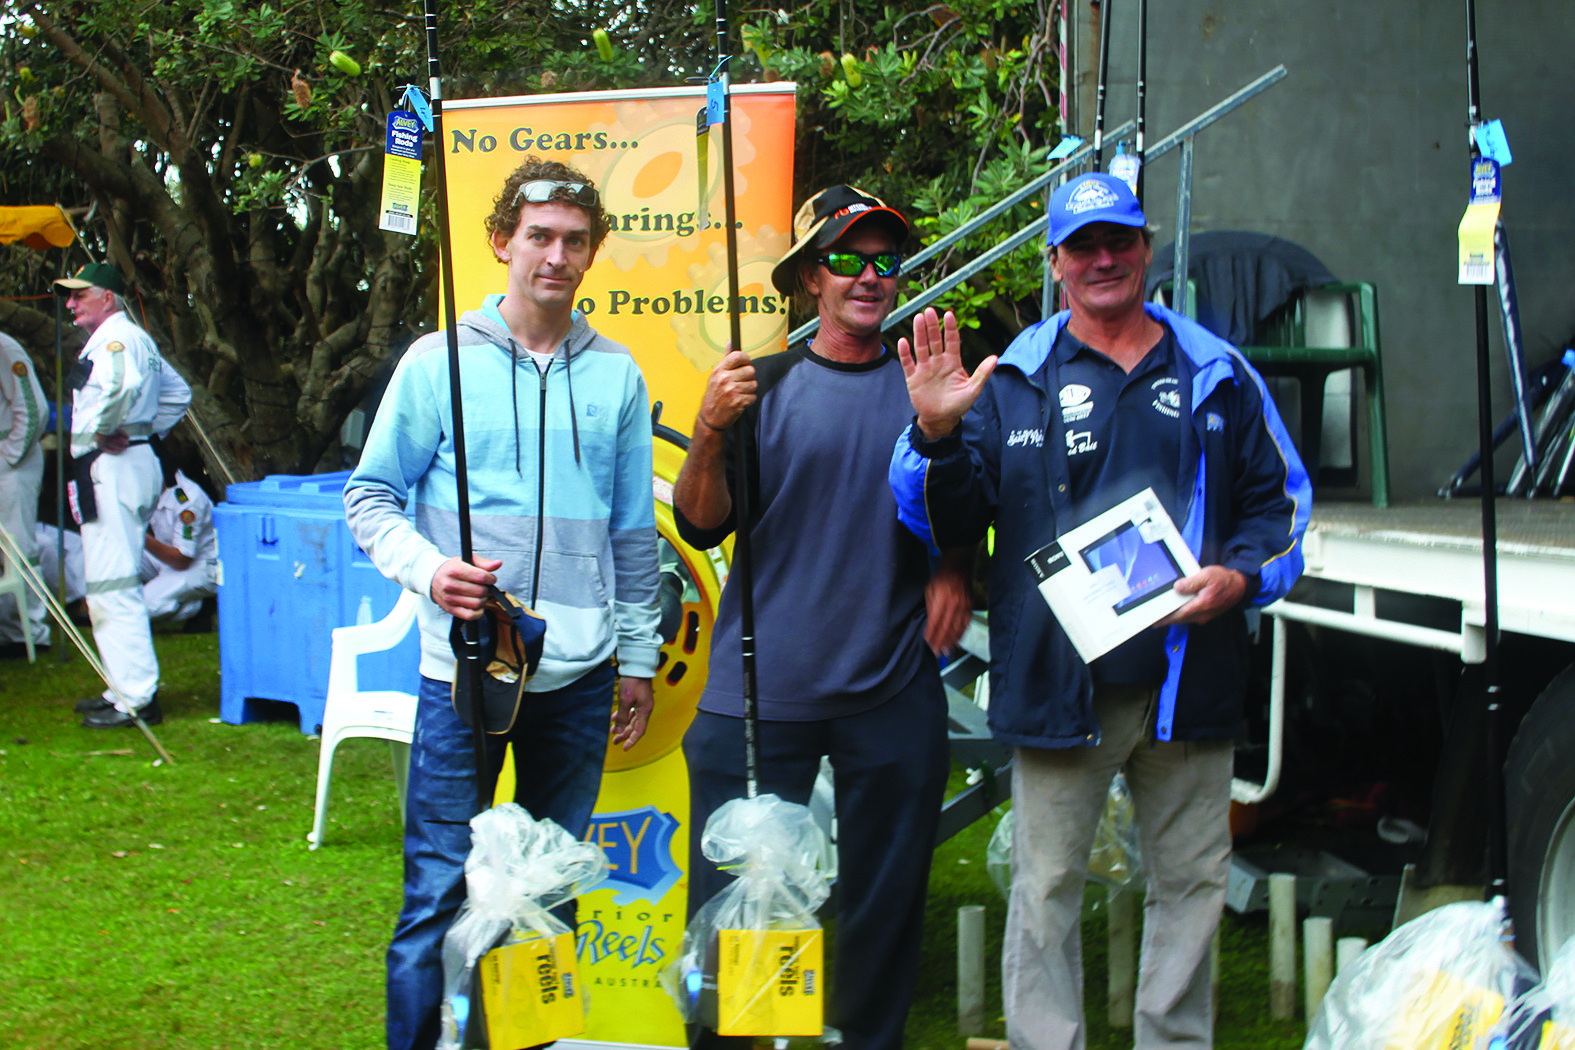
[785,64,1287,345]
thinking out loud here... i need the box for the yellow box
[478,932,585,1049]
[716,928,823,1037]
[1383,969,1503,1050]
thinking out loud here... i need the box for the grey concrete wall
[1083,0,1574,500]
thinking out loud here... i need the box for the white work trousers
[0,443,47,645]
[1004,683,1234,1050]
[81,444,161,710]
[140,551,216,621]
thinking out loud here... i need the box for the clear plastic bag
[437,803,609,1050]
[662,793,836,1038]
[987,772,1144,902]
[1492,933,1575,1048]
[1303,899,1537,1050]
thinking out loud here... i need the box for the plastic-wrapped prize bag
[437,803,608,1050]
[987,772,1145,902]
[1492,933,1575,1049]
[1304,899,1537,1050]
[662,794,836,1038]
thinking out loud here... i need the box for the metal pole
[54,269,68,662]
[423,0,489,816]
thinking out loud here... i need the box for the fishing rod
[1134,0,1147,203]
[423,0,490,817]
[1092,0,1113,171]
[1464,0,1508,917]
[711,0,760,798]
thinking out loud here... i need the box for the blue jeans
[386,661,615,1050]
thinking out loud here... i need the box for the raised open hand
[897,308,997,439]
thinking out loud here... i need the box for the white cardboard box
[1023,488,1201,663]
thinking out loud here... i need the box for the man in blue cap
[889,172,1311,1050]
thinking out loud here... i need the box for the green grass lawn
[0,634,1309,1049]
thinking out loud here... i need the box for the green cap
[53,262,127,295]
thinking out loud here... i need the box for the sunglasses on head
[815,251,902,278]
[514,179,600,209]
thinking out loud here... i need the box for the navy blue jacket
[889,303,1311,749]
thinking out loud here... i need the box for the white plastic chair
[0,551,37,664]
[308,589,420,849]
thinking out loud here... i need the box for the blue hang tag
[1470,157,1501,205]
[1048,135,1084,161]
[400,86,434,131]
[385,111,423,160]
[1476,119,1513,167]
[705,78,725,126]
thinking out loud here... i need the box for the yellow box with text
[479,932,585,1048]
[716,928,823,1037]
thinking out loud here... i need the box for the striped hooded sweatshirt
[344,300,662,689]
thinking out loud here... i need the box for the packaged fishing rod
[662,794,835,1038]
[437,803,608,1050]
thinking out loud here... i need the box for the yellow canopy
[0,205,75,251]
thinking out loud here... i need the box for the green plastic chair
[1239,283,1390,507]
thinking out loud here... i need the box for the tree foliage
[0,0,1056,480]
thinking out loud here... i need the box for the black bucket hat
[770,185,909,296]
[450,586,547,734]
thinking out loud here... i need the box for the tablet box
[1023,488,1200,664]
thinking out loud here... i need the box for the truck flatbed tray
[1290,500,1575,646]
[1311,500,1575,556]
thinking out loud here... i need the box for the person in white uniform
[141,463,217,624]
[53,262,191,728]
[0,330,49,658]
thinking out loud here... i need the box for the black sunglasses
[816,251,902,278]
[514,179,600,209]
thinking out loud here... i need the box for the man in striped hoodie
[344,158,662,1050]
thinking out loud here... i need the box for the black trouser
[682,656,950,1050]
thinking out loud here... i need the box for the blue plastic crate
[214,471,417,735]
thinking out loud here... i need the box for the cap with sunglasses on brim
[1046,172,1147,248]
[53,262,127,295]
[771,185,909,296]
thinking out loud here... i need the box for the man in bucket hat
[54,262,190,728]
[673,185,973,1050]
[890,171,1311,1050]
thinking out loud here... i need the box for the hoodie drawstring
[566,343,581,466]
[509,344,522,475]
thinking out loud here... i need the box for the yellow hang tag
[1458,158,1500,285]
[715,928,824,1037]
[380,111,423,236]
[478,932,585,1048]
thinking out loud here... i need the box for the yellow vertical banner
[443,84,798,1048]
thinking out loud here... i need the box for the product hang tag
[695,109,714,230]
[399,85,433,131]
[380,110,423,236]
[1475,119,1513,166]
[1457,157,1500,285]
[1048,135,1084,161]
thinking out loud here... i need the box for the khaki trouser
[1004,683,1233,1050]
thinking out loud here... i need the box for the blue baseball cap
[1046,173,1147,247]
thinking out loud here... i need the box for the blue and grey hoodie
[344,300,661,689]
